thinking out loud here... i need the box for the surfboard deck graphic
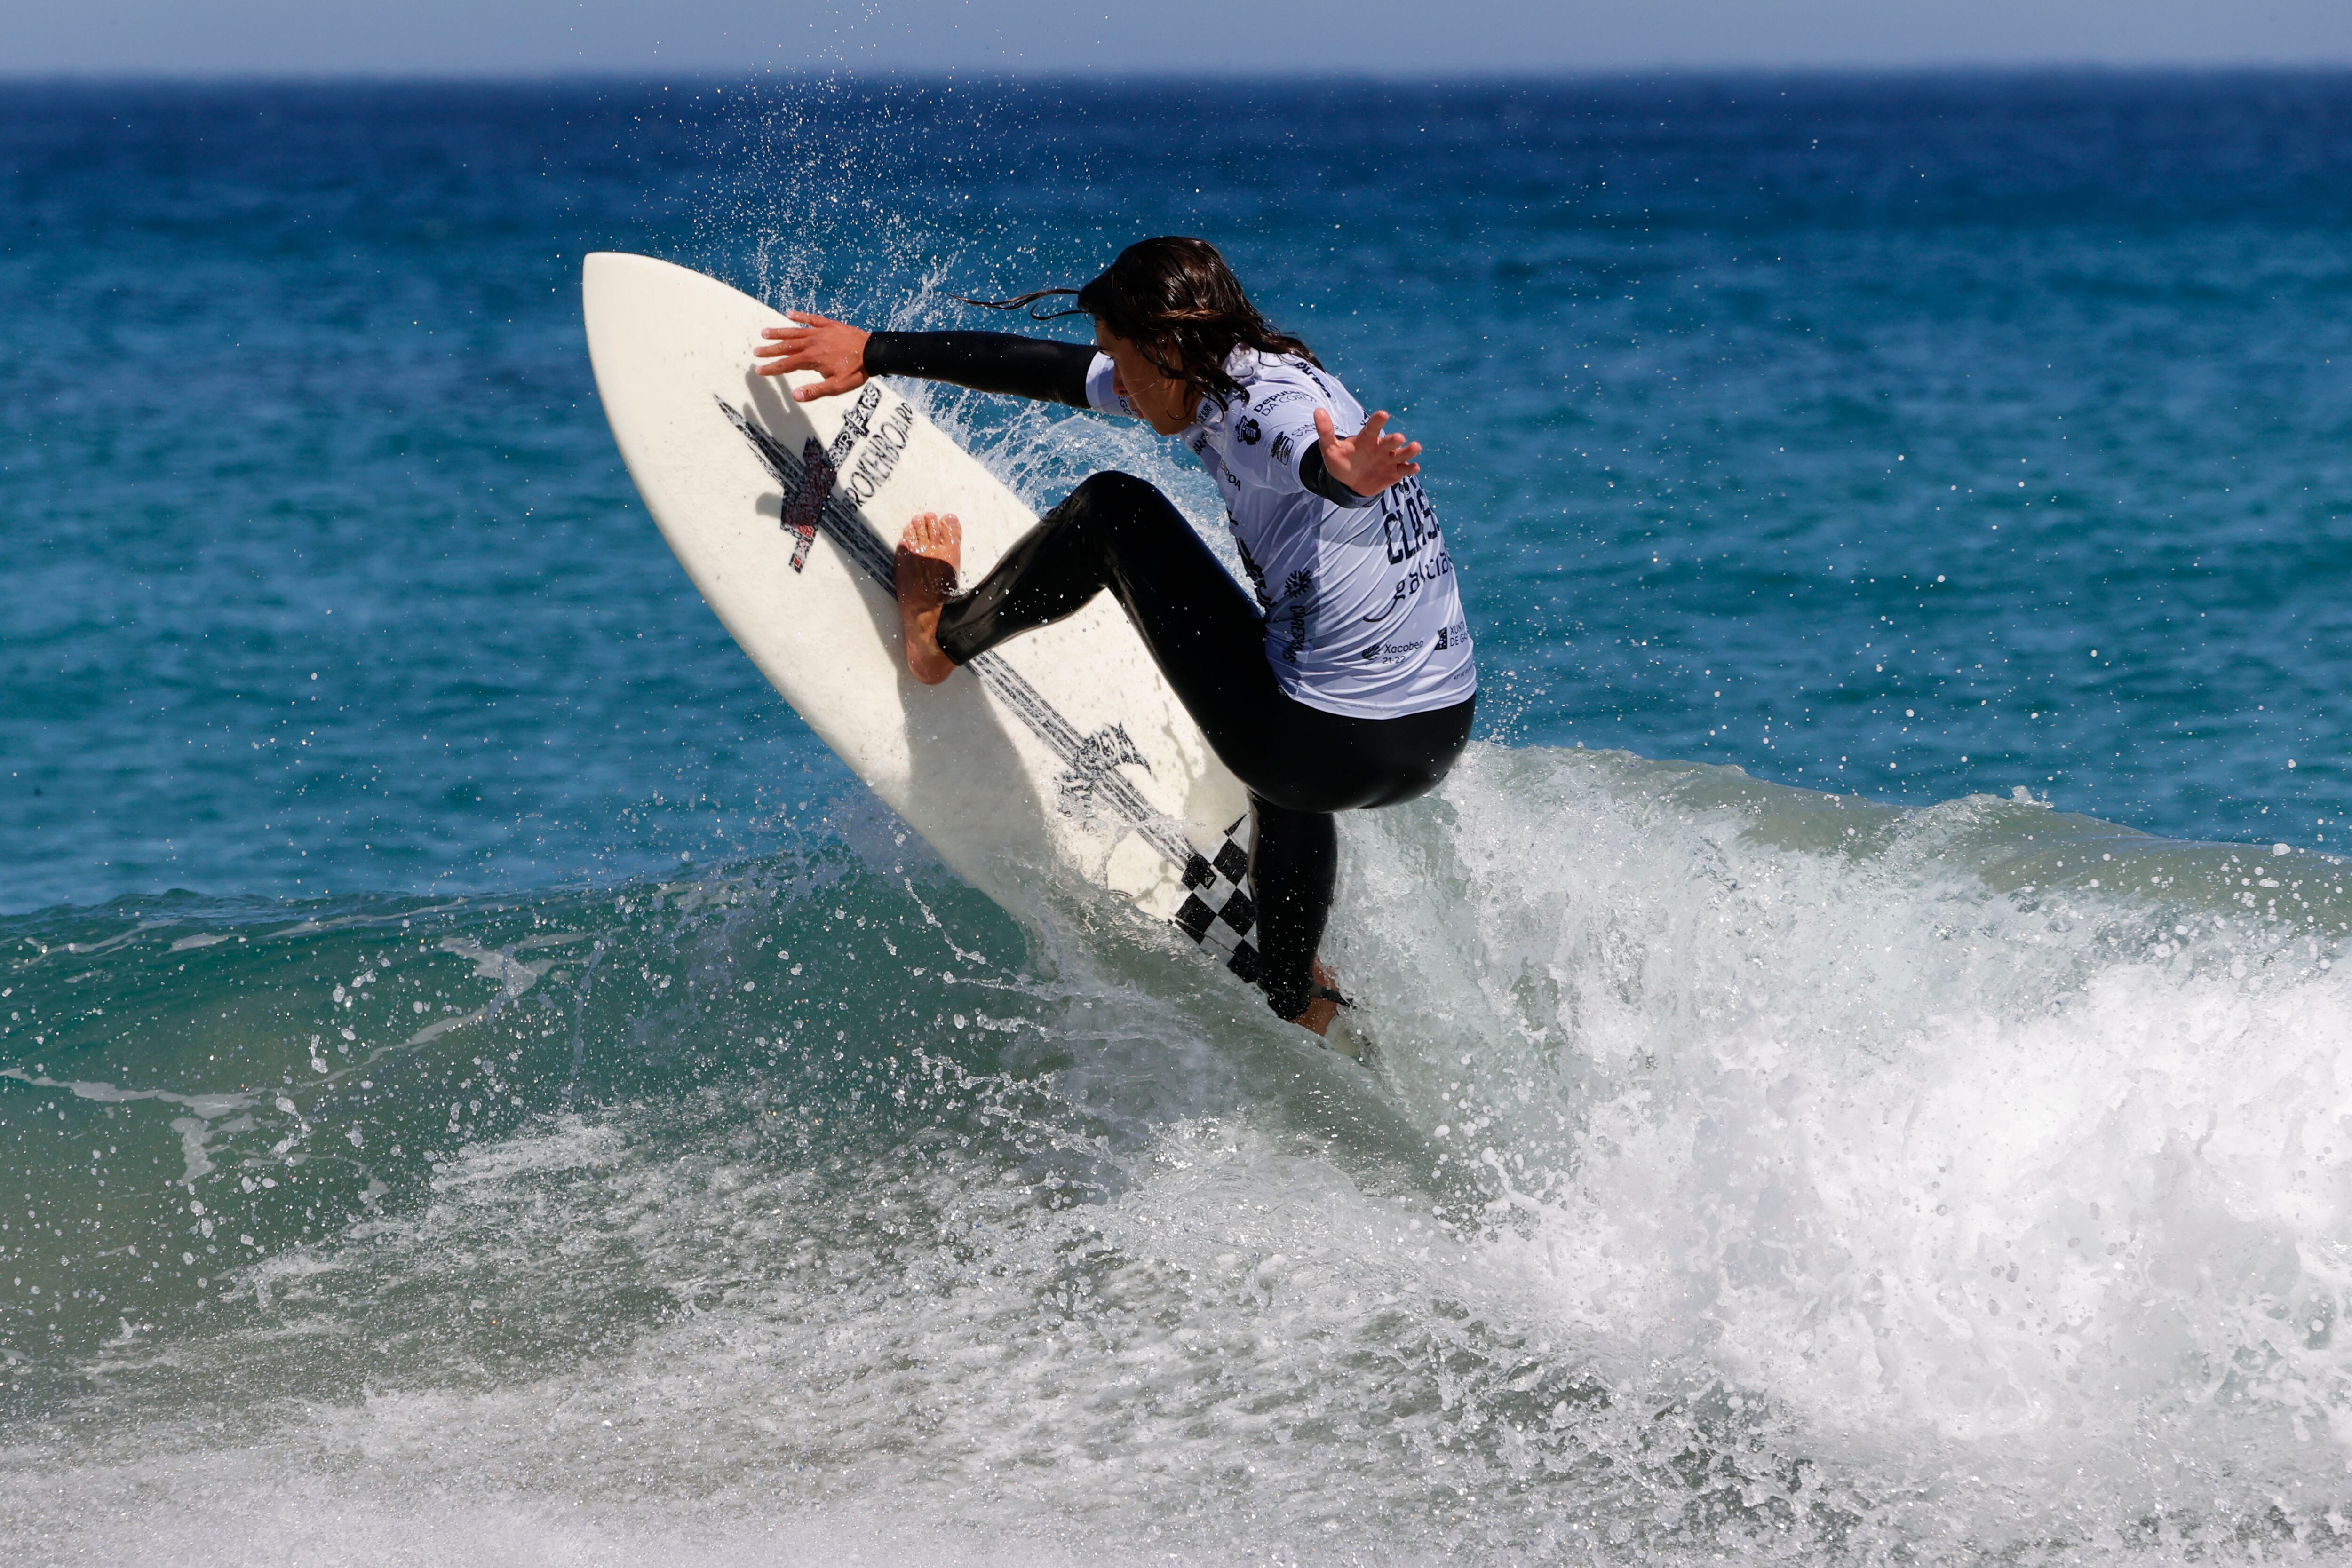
[581,253,1265,991]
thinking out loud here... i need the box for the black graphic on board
[1059,722,1153,815]
[778,384,882,570]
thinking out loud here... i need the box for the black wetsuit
[865,331,1475,1020]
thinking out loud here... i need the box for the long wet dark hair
[957,236,1319,409]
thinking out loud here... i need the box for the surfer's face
[1094,322,1197,435]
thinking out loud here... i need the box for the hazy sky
[4,0,2348,76]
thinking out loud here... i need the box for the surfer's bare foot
[1290,958,1342,1038]
[896,512,961,685]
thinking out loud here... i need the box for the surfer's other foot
[1291,958,1343,1039]
[896,511,961,686]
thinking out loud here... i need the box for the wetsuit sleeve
[860,331,1095,409]
[1298,441,1382,509]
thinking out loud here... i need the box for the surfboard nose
[582,250,712,318]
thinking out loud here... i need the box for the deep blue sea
[5,74,2352,1564]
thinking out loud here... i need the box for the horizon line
[7,61,2352,87]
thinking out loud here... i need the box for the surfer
[754,237,1475,1037]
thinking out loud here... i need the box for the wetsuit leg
[933,470,1474,1020]
[1247,796,1337,1012]
[936,471,1287,767]
[1234,702,1471,1014]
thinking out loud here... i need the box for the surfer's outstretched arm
[756,314,1095,408]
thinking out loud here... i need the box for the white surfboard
[582,252,1269,993]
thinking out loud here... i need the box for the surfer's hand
[1314,407,1422,496]
[755,312,870,402]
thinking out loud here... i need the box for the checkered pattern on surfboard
[1172,816,1261,983]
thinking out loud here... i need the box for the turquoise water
[5,75,2352,1563]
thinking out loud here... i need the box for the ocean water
[4,73,2352,1563]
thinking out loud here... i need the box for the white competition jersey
[1084,349,1476,720]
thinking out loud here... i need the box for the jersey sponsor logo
[1357,637,1424,665]
[1279,569,1315,665]
[1270,429,1293,465]
[1253,388,1310,412]
[1358,543,1455,623]
[1187,431,1210,457]
[1379,476,1442,565]
[1235,535,1273,608]
[1434,618,1469,652]
[1235,416,1262,446]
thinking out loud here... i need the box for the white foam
[0,1453,1097,1568]
[1338,742,2352,1516]
[17,741,2352,1560]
